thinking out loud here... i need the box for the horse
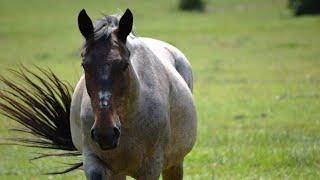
[71,8,197,179]
[0,8,197,180]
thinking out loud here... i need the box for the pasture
[0,0,320,179]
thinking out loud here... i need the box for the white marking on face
[100,74,109,81]
[98,91,112,109]
[98,91,111,99]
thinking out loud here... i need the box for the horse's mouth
[97,140,119,150]
[90,119,121,151]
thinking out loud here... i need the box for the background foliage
[288,0,320,16]
[0,0,319,179]
[179,0,205,11]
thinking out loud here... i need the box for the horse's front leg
[136,163,162,180]
[162,163,183,180]
[84,153,107,180]
[136,149,164,180]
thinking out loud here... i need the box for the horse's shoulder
[71,75,85,111]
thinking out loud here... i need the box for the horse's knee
[87,169,105,180]
[162,164,183,180]
[110,175,126,180]
[84,154,107,180]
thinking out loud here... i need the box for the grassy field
[1,0,320,179]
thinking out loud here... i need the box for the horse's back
[139,37,193,92]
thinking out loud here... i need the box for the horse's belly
[166,108,197,166]
[165,79,197,167]
[140,38,197,167]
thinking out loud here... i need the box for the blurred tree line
[177,0,320,15]
[179,0,205,11]
[288,0,320,16]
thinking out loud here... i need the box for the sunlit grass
[0,0,320,179]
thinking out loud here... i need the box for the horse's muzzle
[90,126,120,150]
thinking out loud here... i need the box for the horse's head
[77,9,133,150]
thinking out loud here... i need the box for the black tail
[0,66,82,174]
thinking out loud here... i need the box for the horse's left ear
[117,9,133,42]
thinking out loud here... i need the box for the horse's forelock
[80,13,135,57]
[81,14,120,52]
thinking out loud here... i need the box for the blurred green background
[0,0,320,179]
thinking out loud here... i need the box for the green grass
[1,0,320,179]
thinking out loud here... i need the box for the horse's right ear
[78,9,94,39]
[117,9,133,42]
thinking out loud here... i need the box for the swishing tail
[0,66,82,174]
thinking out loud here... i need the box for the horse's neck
[126,35,142,96]
[127,61,140,105]
[122,36,152,121]
[121,45,141,125]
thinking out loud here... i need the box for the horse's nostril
[90,127,119,149]
[113,127,120,138]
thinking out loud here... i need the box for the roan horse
[0,8,197,180]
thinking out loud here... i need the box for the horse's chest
[99,121,168,174]
[99,140,147,173]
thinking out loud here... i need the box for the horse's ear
[117,9,133,42]
[78,9,94,39]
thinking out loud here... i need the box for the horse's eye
[81,62,90,71]
[119,80,126,95]
[122,62,129,71]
